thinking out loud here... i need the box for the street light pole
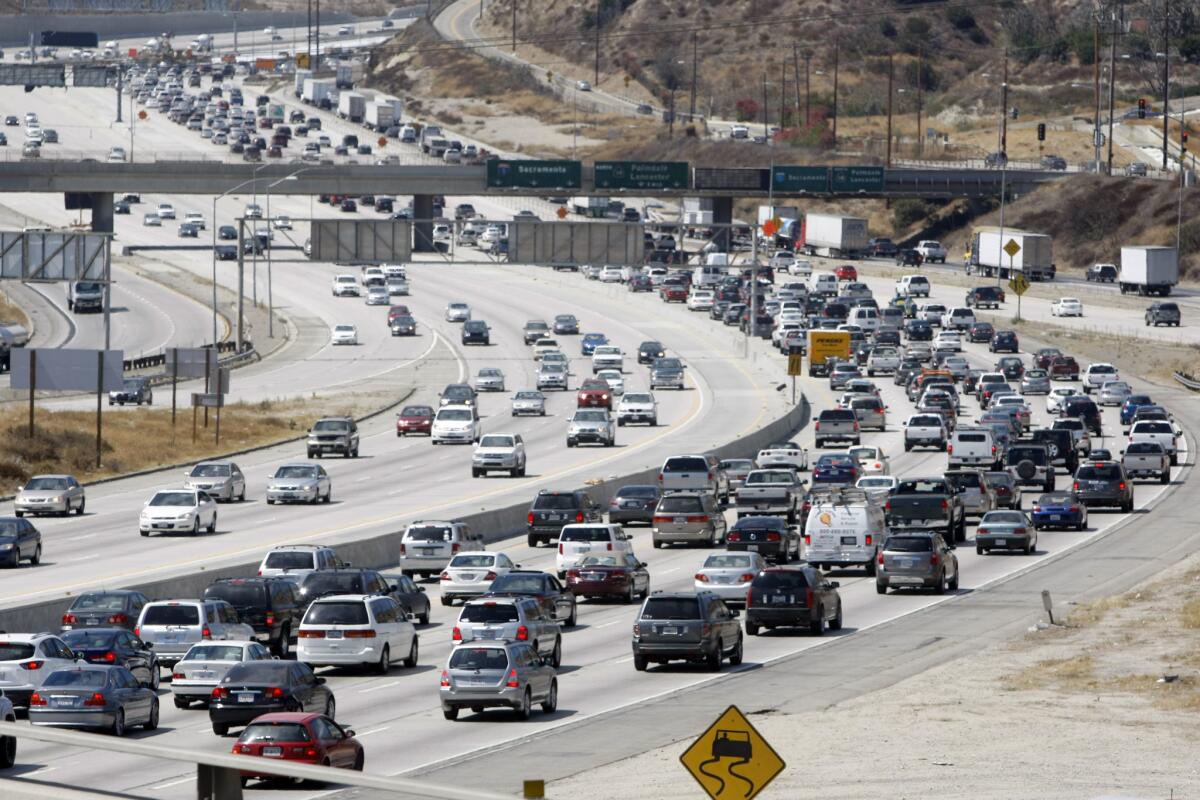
[1162,0,1170,171]
[1107,7,1118,174]
[265,170,309,340]
[213,176,264,351]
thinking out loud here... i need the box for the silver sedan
[14,474,85,517]
[1098,380,1132,406]
[29,665,158,736]
[266,464,331,505]
[511,390,546,416]
[693,551,766,603]
[182,461,246,503]
[1020,369,1051,395]
[975,509,1037,555]
[474,368,506,392]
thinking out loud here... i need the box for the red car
[564,552,650,602]
[232,712,363,780]
[576,379,612,409]
[1049,355,1080,381]
[396,404,434,436]
[659,282,687,302]
[835,264,858,281]
[387,305,411,326]
[1034,347,1063,370]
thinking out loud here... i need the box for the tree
[735,98,760,122]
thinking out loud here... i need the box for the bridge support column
[413,194,435,252]
[712,196,733,253]
[88,192,114,234]
[197,764,243,800]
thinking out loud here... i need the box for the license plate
[160,634,177,642]
[747,544,758,552]
[420,548,437,556]
[237,693,255,703]
[841,536,857,545]
[994,539,1007,546]
[661,626,679,635]
[51,696,80,708]
[1051,514,1061,521]
[154,523,171,529]
[674,516,686,524]
[86,618,99,625]
[479,629,497,640]
[620,501,638,508]
[585,573,604,581]
[899,559,915,569]
[549,514,564,521]
[326,630,343,639]
[194,670,215,679]
[771,595,790,604]
[262,747,282,757]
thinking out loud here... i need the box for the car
[332,275,361,296]
[444,302,471,322]
[1145,301,1181,327]
[1098,380,1132,407]
[1071,461,1134,511]
[597,368,624,397]
[1129,419,1179,464]
[693,552,767,604]
[553,314,579,335]
[307,416,359,458]
[439,551,520,605]
[968,321,996,343]
[431,405,480,445]
[1120,395,1155,428]
[580,332,608,355]
[29,664,159,736]
[834,264,858,281]
[576,378,614,409]
[203,576,304,657]
[726,515,802,563]
[208,659,334,736]
[1046,387,1080,414]
[532,338,561,361]
[471,433,526,478]
[756,441,809,472]
[388,313,417,336]
[108,376,153,406]
[526,489,602,547]
[1121,441,1171,483]
[1048,355,1080,381]
[989,329,1020,353]
[522,320,552,345]
[510,390,546,417]
[156,203,176,219]
[474,367,506,393]
[364,286,389,306]
[875,532,959,595]
[440,639,558,721]
[606,485,661,526]
[182,461,246,503]
[847,444,890,475]
[61,590,149,633]
[177,221,200,238]
[895,249,923,267]
[453,595,562,665]
[1019,369,1051,395]
[461,319,491,345]
[1051,297,1084,317]
[591,345,624,373]
[135,599,255,668]
[257,545,346,580]
[233,712,364,779]
[58,629,158,688]
[297,592,418,673]
[169,640,273,709]
[1125,162,1148,176]
[975,509,1037,554]
[744,565,842,636]
[1087,263,1119,283]
[14,474,85,517]
[331,324,358,345]
[536,362,569,392]
[266,463,331,505]
[631,591,743,671]
[439,383,478,409]
[138,489,217,536]
[482,570,578,625]
[567,408,615,447]
[651,492,727,548]
[565,552,650,603]
[637,341,667,364]
[649,357,686,390]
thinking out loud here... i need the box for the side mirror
[730,609,741,617]
[315,676,326,685]
[344,728,356,738]
[418,586,426,593]
[144,641,154,649]
[405,612,416,621]
[640,562,648,568]
[831,581,841,589]
[343,561,352,567]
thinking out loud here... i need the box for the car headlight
[0,543,12,550]
[52,495,64,503]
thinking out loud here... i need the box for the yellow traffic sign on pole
[1003,238,1021,258]
[680,705,786,800]
[1008,273,1030,295]
[787,353,803,376]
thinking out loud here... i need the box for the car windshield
[983,511,1026,525]
[239,722,311,743]
[148,492,194,507]
[515,392,541,400]
[184,645,246,661]
[1127,442,1163,453]
[122,379,144,391]
[703,554,754,569]
[43,670,108,688]
[264,551,315,570]
[304,601,369,625]
[574,411,607,422]
[946,472,981,489]
[313,420,349,432]
[617,486,658,498]
[449,647,510,670]
[560,528,612,542]
[205,583,266,607]
[275,466,318,479]
[658,496,703,512]
[24,477,69,490]
[479,436,514,448]
[334,326,355,333]
[142,605,200,626]
[816,455,854,468]
[438,409,473,421]
[224,662,291,684]
[301,573,365,596]
[60,631,118,649]
[450,555,495,568]
[640,598,700,621]
[1135,422,1173,434]
[746,471,795,484]
[460,603,520,623]
[655,359,683,370]
[190,464,230,477]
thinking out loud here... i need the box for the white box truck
[302,79,334,107]
[293,69,312,98]
[757,205,799,229]
[364,101,395,131]
[966,227,1055,281]
[799,213,868,258]
[337,91,366,123]
[570,197,610,218]
[1120,245,1178,296]
[683,197,714,227]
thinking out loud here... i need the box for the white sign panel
[166,347,218,379]
[10,348,124,392]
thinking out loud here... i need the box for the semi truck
[335,62,364,89]
[807,330,852,377]
[301,78,334,107]
[337,91,366,123]
[570,197,610,218]
[1119,245,1178,296]
[364,99,402,131]
[965,227,1055,281]
[293,69,312,98]
[799,213,868,258]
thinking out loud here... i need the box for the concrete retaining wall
[0,396,810,634]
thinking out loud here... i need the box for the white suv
[1082,363,1119,394]
[257,544,345,578]
[399,520,484,578]
[555,523,633,576]
[432,405,480,444]
[0,633,80,709]
[298,594,418,673]
[332,274,361,296]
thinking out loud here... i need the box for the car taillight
[452,627,462,641]
[947,444,953,454]
[20,660,44,670]
[728,531,741,542]
[345,630,377,638]
[506,669,520,688]
[440,572,450,581]
[202,626,212,639]
[700,624,712,637]
[79,692,103,707]
[1069,505,1080,513]
[257,570,263,576]
[853,421,860,430]
[865,535,873,546]
[266,687,285,698]
[440,670,450,687]
[687,515,710,523]
[516,625,529,641]
[940,499,948,510]
[1119,482,1127,491]
[1074,482,1081,491]
[399,543,407,556]
[814,421,820,430]
[484,571,497,581]
[766,531,781,541]
[451,543,460,554]
[211,687,229,700]
[991,445,997,455]
[133,627,139,637]
[1032,505,1042,512]
[575,511,585,522]
[607,542,613,551]
[101,651,116,663]
[977,527,989,535]
[695,573,710,582]
[298,630,325,638]
[29,692,46,706]
[558,543,564,555]
[884,500,892,511]
[652,515,671,524]
[930,552,940,565]
[812,469,821,478]
[62,613,77,625]
[877,552,885,565]
[265,613,275,627]
[739,573,756,583]
[527,512,535,525]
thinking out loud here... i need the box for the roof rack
[807,486,874,506]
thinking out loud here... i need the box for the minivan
[809,273,838,297]
[297,594,418,673]
[847,306,880,332]
[555,523,632,576]
[135,600,256,668]
[803,487,887,574]
[398,520,483,578]
[691,265,725,287]
[948,427,998,468]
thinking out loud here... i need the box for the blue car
[1120,394,1153,427]
[810,454,858,487]
[1030,491,1088,531]
[581,333,608,355]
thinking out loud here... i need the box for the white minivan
[808,272,838,296]
[847,306,880,333]
[297,594,418,672]
[692,265,725,287]
[803,488,887,574]
[948,426,998,468]
[555,523,633,577]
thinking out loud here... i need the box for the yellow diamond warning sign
[680,705,785,800]
[1003,238,1021,258]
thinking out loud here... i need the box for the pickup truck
[1121,441,1171,483]
[903,414,949,451]
[866,346,901,376]
[915,240,948,263]
[1128,420,1179,465]
[885,477,966,543]
[755,441,809,472]
[814,408,860,447]
[735,469,805,523]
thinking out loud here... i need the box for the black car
[60,628,158,689]
[202,577,303,657]
[1145,302,1181,327]
[1072,461,1133,512]
[967,286,1005,309]
[1087,264,1118,283]
[380,572,431,625]
[209,660,333,736]
[631,591,743,671]
[726,517,802,564]
[896,249,923,267]
[461,320,490,345]
[108,377,152,406]
[995,356,1025,380]
[904,319,934,341]
[637,341,666,364]
[61,590,149,631]
[1060,396,1102,435]
[216,244,238,260]
[218,225,238,240]
[868,237,899,257]
[1023,427,1079,473]
[607,484,661,526]
[745,566,842,636]
[295,568,390,611]
[482,570,577,625]
[375,197,394,213]
[526,489,602,547]
[968,321,995,343]
[989,331,1020,355]
[1040,154,1068,171]
[340,198,357,212]
[114,200,131,214]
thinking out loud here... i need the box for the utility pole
[886,54,893,167]
[512,0,517,52]
[804,51,812,126]
[832,41,839,145]
[1162,0,1170,170]
[761,72,769,140]
[689,32,697,122]
[792,44,801,121]
[313,0,320,71]
[779,59,786,132]
[1094,16,1101,166]
[999,47,1009,156]
[593,0,600,85]
[1107,5,1118,174]
[916,44,923,156]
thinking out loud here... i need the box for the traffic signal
[1138,98,1146,119]
[1184,130,1190,150]
[1037,123,1046,141]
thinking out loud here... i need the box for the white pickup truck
[1082,363,1119,394]
[735,469,805,522]
[903,414,949,452]
[1128,420,1179,465]
[1121,441,1171,483]
[755,441,809,471]
[916,240,948,263]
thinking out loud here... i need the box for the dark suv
[631,591,743,671]
[1072,461,1133,512]
[461,320,490,345]
[1023,428,1079,473]
[295,568,390,611]
[1145,302,1181,327]
[1086,264,1118,283]
[989,330,1019,353]
[966,286,1005,309]
[1060,396,1102,435]
[745,566,842,636]
[1004,443,1055,492]
[202,577,303,656]
[526,489,602,547]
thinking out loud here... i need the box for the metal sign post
[27,349,35,438]
[95,350,103,468]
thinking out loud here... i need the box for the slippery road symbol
[680,706,785,800]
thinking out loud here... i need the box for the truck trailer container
[1120,245,1178,296]
[799,213,868,258]
[966,227,1055,281]
[337,91,366,123]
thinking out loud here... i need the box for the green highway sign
[830,166,885,193]
[595,161,689,190]
[772,166,829,192]
[486,159,582,189]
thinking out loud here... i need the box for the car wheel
[207,514,216,534]
[935,573,947,595]
[325,698,336,720]
[266,499,274,505]
[550,638,562,668]
[565,603,577,628]
[112,709,126,737]
[810,609,825,636]
[633,654,648,671]
[527,533,539,548]
[374,645,390,675]
[324,487,332,503]
[515,688,532,720]
[652,539,662,549]
[746,621,759,636]
[173,695,190,709]
[471,467,481,478]
[625,583,637,604]
[977,545,984,555]
[149,664,160,691]
[442,706,459,721]
[440,595,453,607]
[1026,538,1036,555]
[30,545,40,566]
[830,604,844,631]
[144,698,160,731]
[542,679,558,713]
[949,569,960,590]
[876,582,887,594]
[403,638,418,669]
[865,558,876,577]
[707,640,723,671]
[191,518,200,536]
[274,627,290,658]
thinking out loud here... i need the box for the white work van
[803,487,886,574]
[692,265,725,287]
[948,427,998,468]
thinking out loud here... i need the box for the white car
[142,213,161,227]
[472,433,527,477]
[915,240,947,263]
[432,405,479,445]
[244,203,263,219]
[0,633,81,710]
[331,324,358,345]
[297,593,418,672]
[693,551,767,602]
[474,368,506,392]
[1046,387,1080,414]
[1051,297,1084,317]
[156,203,176,219]
[332,274,360,296]
[1082,363,1119,394]
[932,330,963,352]
[555,523,633,576]
[856,475,898,501]
[596,368,624,396]
[591,345,624,373]
[616,392,658,426]
[171,641,273,705]
[183,212,205,229]
[847,445,890,475]
[272,215,292,230]
[920,304,947,326]
[445,302,471,322]
[107,146,127,162]
[599,265,623,282]
[532,339,560,360]
[789,259,813,277]
[687,290,715,311]
[755,441,808,471]
[138,489,217,536]
[439,551,519,604]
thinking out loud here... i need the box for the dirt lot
[551,551,1200,800]
[0,291,29,330]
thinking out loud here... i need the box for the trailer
[1119,245,1178,296]
[570,197,610,218]
[364,101,396,131]
[337,91,366,123]
[966,228,1055,281]
[301,78,334,107]
[293,69,311,98]
[335,62,364,89]
[799,213,868,258]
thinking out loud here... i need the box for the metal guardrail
[123,340,246,372]
[1173,371,1200,391]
